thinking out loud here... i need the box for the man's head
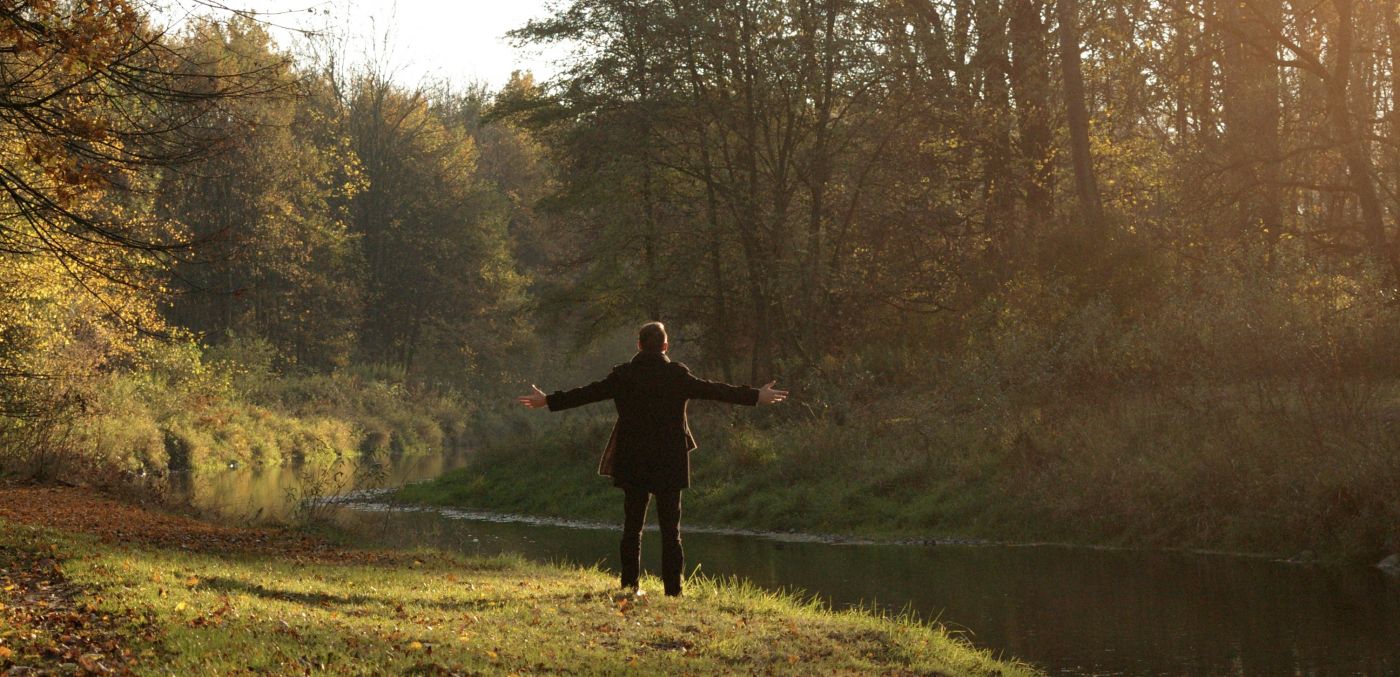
[638,321,668,354]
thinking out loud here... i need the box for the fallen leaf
[78,653,105,672]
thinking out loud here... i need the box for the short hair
[638,321,667,353]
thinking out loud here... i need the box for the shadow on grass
[200,576,384,607]
[197,574,611,613]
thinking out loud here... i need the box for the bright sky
[153,0,564,90]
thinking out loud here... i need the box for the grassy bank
[393,265,1400,563]
[0,486,1030,675]
[11,337,472,478]
[398,372,1400,562]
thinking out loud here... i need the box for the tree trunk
[1327,0,1400,283]
[1219,0,1282,240]
[1008,0,1055,235]
[1056,0,1103,227]
[1386,1,1400,221]
[974,0,1016,257]
[801,2,838,357]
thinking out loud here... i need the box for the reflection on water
[178,455,1400,675]
[167,451,468,522]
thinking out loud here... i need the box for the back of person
[516,321,787,596]
[611,356,688,444]
[609,353,695,491]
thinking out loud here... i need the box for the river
[173,452,1400,676]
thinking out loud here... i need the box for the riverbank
[0,486,1031,675]
[397,380,1400,564]
[2,336,472,479]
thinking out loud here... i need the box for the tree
[1056,0,1102,228]
[1008,0,1055,233]
[0,1,279,299]
[509,0,975,377]
[1,2,280,421]
[159,19,365,368]
[1218,0,1282,241]
[346,75,528,377]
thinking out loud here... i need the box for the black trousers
[620,487,683,595]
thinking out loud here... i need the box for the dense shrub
[23,336,471,478]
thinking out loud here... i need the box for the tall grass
[52,337,472,478]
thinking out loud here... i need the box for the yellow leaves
[174,601,186,612]
[0,244,168,415]
[0,646,12,659]
[185,576,200,587]
[407,641,424,652]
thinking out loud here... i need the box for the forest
[3,0,1400,562]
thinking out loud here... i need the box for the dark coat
[546,351,759,491]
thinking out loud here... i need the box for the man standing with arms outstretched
[517,322,788,597]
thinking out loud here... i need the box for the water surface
[178,455,1400,676]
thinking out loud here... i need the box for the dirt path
[0,486,323,557]
[1,492,153,675]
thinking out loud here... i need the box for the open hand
[757,380,789,405]
[516,384,548,409]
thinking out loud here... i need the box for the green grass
[399,377,1400,562]
[0,518,1031,675]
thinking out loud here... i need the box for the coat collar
[631,350,671,364]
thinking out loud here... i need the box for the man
[516,321,787,597]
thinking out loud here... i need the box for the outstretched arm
[755,380,789,405]
[517,385,549,409]
[517,373,619,412]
